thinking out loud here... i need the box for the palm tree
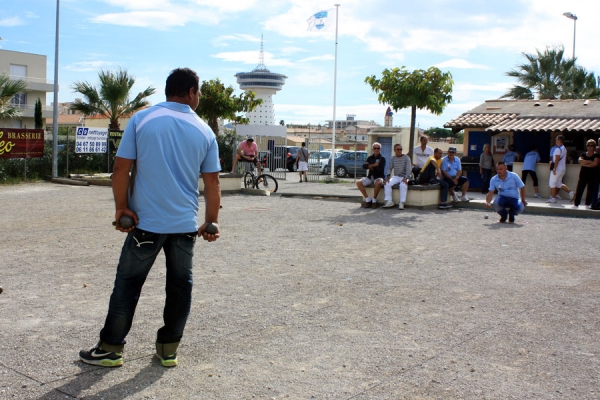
[71,68,156,130]
[502,46,600,100]
[0,72,28,120]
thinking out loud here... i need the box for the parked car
[325,151,369,177]
[309,150,343,174]
[266,146,301,172]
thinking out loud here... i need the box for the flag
[307,8,336,32]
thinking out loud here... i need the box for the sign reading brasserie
[75,127,108,154]
[0,128,45,159]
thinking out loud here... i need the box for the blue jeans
[494,195,524,219]
[99,229,196,352]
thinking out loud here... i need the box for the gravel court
[0,181,598,399]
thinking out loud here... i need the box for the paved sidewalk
[278,178,600,218]
[0,181,598,399]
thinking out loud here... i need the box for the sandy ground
[0,181,598,399]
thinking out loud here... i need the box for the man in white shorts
[356,142,386,208]
[295,142,309,182]
[547,135,574,203]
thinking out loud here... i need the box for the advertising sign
[109,130,123,153]
[0,128,45,159]
[75,127,108,154]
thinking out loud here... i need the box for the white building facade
[0,49,54,128]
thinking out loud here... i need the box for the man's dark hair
[556,135,565,143]
[165,68,199,98]
[301,142,306,147]
[497,161,507,167]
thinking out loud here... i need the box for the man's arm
[485,190,494,207]
[200,172,221,242]
[112,156,137,232]
[520,186,528,206]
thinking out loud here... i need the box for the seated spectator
[419,148,452,209]
[382,144,412,210]
[412,136,434,180]
[230,137,261,174]
[356,142,386,208]
[441,146,470,202]
[485,161,528,223]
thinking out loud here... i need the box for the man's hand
[199,222,220,242]
[522,199,528,206]
[114,208,138,233]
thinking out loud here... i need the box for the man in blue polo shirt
[441,146,470,202]
[485,161,528,223]
[79,68,222,368]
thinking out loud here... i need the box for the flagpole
[330,4,340,178]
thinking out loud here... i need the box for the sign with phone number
[75,127,108,154]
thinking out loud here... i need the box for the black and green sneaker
[156,353,178,367]
[79,344,123,367]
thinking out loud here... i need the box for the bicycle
[243,165,278,193]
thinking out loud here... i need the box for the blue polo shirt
[522,151,540,171]
[489,171,524,199]
[441,156,461,178]
[117,102,221,233]
[502,151,518,166]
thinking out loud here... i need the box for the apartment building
[0,49,54,128]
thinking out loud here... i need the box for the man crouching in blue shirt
[485,161,528,223]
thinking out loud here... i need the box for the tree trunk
[408,105,417,161]
[208,117,219,135]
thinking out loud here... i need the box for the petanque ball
[205,222,219,234]
[120,215,134,229]
[484,214,489,219]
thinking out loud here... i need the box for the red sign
[0,128,45,159]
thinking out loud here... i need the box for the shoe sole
[80,356,123,367]
[156,354,178,367]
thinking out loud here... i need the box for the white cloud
[0,17,24,27]
[212,34,262,47]
[435,59,490,70]
[297,55,334,63]
[65,60,119,72]
[212,51,295,68]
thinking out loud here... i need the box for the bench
[364,182,442,208]
[198,173,242,193]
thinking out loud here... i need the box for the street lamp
[563,12,577,61]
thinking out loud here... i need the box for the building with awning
[444,99,600,193]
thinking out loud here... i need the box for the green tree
[0,72,28,120]
[195,78,262,135]
[279,119,285,126]
[34,98,43,129]
[70,68,156,130]
[365,66,453,158]
[502,46,600,100]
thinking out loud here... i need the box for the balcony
[8,75,56,93]
[11,104,54,118]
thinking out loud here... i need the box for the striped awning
[444,113,518,129]
[486,117,600,132]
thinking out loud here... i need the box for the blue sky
[1,0,599,129]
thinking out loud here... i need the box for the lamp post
[52,0,60,177]
[563,12,577,61]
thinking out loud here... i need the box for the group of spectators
[357,134,600,221]
[356,137,471,210]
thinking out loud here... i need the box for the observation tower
[235,37,287,125]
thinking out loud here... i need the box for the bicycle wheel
[243,172,254,189]
[256,174,278,193]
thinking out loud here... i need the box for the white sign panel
[75,127,108,154]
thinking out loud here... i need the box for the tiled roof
[445,113,518,128]
[487,117,600,132]
[444,99,600,132]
